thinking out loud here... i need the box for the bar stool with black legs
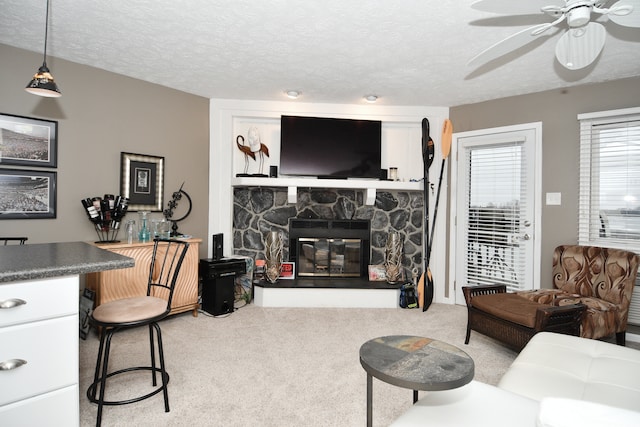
[86,238,190,426]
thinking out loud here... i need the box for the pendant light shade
[25,0,61,98]
[26,62,61,97]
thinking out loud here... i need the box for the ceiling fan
[468,0,640,70]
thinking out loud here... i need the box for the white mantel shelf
[231,177,422,191]
[232,177,422,205]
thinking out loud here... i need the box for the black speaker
[201,274,234,315]
[200,259,245,316]
[212,233,224,260]
[269,165,278,177]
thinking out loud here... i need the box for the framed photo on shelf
[280,262,295,279]
[0,168,57,219]
[0,113,58,168]
[368,264,387,281]
[120,152,165,211]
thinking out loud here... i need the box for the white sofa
[390,332,640,426]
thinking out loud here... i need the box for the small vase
[384,231,404,283]
[138,211,150,242]
[264,231,283,283]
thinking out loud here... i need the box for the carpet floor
[78,303,524,426]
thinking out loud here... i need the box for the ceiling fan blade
[555,22,607,70]
[468,23,556,68]
[471,0,560,14]
[607,0,640,27]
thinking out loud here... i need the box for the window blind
[578,109,640,247]
[463,142,529,292]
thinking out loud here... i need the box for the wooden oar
[429,119,453,248]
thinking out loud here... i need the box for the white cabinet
[0,276,79,427]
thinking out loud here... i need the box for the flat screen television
[279,115,382,179]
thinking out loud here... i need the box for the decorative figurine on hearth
[236,126,270,177]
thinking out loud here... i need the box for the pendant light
[25,0,61,98]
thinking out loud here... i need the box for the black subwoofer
[199,258,246,316]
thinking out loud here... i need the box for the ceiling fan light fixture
[566,5,591,27]
[25,0,61,98]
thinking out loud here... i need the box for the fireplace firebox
[288,218,370,279]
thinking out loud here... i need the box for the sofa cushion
[554,295,618,340]
[389,380,539,427]
[518,291,620,340]
[517,289,573,304]
[498,332,640,412]
[471,292,545,328]
[537,397,640,427]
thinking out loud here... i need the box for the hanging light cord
[43,0,51,65]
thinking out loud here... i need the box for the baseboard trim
[254,286,401,308]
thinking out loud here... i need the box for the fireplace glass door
[298,238,361,277]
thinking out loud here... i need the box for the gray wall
[450,76,640,287]
[0,44,210,259]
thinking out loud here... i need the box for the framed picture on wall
[0,113,58,168]
[120,152,165,211]
[0,168,57,219]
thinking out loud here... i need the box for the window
[578,107,640,249]
[579,107,640,326]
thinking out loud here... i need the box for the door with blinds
[453,123,541,304]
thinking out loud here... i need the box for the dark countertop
[0,242,134,283]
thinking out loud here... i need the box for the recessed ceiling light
[364,95,378,103]
[285,90,300,99]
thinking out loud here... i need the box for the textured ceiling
[1,0,639,107]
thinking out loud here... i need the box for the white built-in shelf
[232,177,422,205]
[231,176,422,191]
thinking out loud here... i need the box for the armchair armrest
[535,304,586,336]
[462,285,507,306]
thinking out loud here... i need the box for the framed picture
[368,264,387,281]
[0,113,58,168]
[0,168,57,219]
[120,152,164,211]
[280,262,295,279]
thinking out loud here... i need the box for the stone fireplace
[289,218,370,279]
[232,186,424,283]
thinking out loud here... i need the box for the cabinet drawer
[0,384,78,427]
[0,315,77,406]
[0,276,78,327]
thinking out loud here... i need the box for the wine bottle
[81,199,101,224]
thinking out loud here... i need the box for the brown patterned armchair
[517,245,640,345]
[464,245,639,351]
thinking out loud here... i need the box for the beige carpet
[78,303,521,426]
